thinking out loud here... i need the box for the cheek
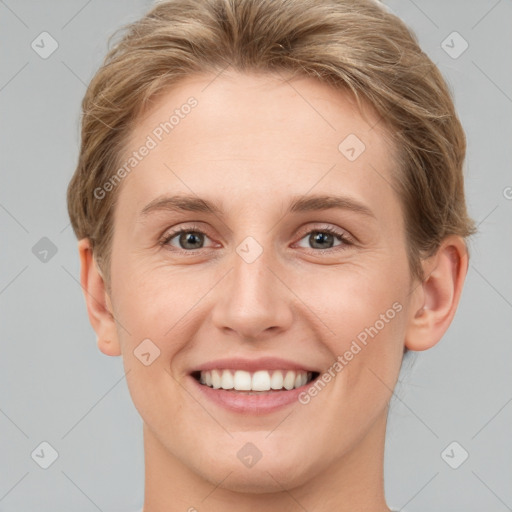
[115,274,190,421]
[306,261,408,397]
[108,280,184,403]
[110,249,190,338]
[306,263,407,342]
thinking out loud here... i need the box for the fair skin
[78,72,468,512]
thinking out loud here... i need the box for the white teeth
[252,370,271,391]
[233,370,252,390]
[211,369,222,389]
[283,371,295,390]
[270,371,284,390]
[220,369,234,389]
[197,369,312,391]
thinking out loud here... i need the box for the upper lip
[191,357,320,374]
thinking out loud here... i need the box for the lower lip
[189,375,312,414]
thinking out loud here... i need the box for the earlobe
[78,238,121,357]
[405,236,469,351]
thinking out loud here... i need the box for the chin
[190,443,317,494]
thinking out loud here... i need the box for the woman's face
[107,71,416,491]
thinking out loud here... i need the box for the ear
[405,235,469,351]
[78,238,121,356]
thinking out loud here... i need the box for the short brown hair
[67,0,476,287]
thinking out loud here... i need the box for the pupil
[311,232,333,249]
[181,232,203,249]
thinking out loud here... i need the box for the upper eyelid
[295,223,350,237]
[162,222,348,237]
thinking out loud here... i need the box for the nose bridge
[233,240,273,303]
[211,235,293,338]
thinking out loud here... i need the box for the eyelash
[159,224,353,254]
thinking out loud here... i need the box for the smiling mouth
[191,369,320,393]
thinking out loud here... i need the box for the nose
[211,245,294,341]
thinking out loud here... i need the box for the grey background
[0,1,511,511]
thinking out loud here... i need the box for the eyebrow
[140,193,375,218]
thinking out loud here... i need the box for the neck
[142,412,390,512]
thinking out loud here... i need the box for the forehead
[117,71,401,223]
